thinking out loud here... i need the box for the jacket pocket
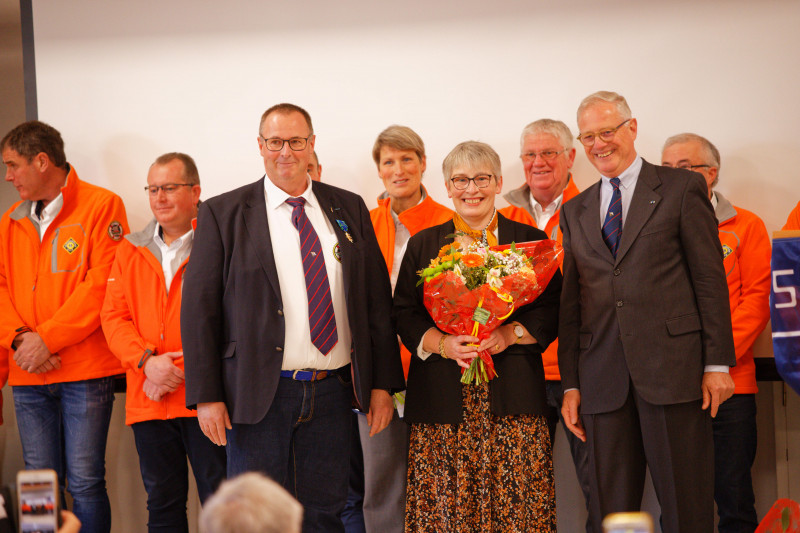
[665,314,701,336]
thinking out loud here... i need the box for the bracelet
[438,334,449,359]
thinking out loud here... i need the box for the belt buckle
[292,370,301,380]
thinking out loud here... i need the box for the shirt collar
[264,175,316,211]
[30,192,64,222]
[529,190,564,217]
[710,190,718,209]
[153,222,193,250]
[600,155,642,190]
[390,186,427,225]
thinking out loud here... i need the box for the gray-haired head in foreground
[199,473,303,533]
[577,91,632,123]
[442,140,502,182]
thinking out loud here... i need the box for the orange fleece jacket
[101,220,196,424]
[0,166,128,385]
[715,193,771,394]
[499,177,580,381]
[370,188,453,377]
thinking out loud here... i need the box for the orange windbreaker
[783,201,800,230]
[101,220,196,425]
[500,176,580,381]
[0,166,128,385]
[370,187,453,377]
[715,193,771,394]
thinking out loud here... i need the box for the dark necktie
[602,177,622,257]
[285,197,338,355]
[35,201,44,218]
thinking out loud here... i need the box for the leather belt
[280,365,349,382]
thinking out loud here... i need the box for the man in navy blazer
[181,103,404,533]
[558,91,735,533]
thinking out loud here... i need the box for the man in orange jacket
[101,153,225,532]
[499,118,593,531]
[0,121,129,533]
[360,125,452,532]
[663,133,770,533]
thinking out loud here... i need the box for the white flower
[487,267,503,289]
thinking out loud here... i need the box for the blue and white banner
[771,235,800,395]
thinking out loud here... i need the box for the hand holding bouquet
[418,238,562,385]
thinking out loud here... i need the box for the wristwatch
[513,324,524,343]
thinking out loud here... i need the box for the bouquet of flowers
[418,238,562,385]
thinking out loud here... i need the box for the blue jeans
[342,411,366,533]
[132,417,227,533]
[227,373,353,533]
[713,393,758,533]
[13,377,115,533]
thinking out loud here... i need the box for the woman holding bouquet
[393,141,562,532]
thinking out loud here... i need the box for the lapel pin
[336,219,354,243]
[650,200,656,204]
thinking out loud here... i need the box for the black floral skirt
[405,382,556,532]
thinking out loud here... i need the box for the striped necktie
[602,177,622,257]
[285,197,338,355]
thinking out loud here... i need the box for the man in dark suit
[181,103,404,533]
[558,91,736,533]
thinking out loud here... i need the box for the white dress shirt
[153,224,193,292]
[264,177,352,371]
[530,191,563,230]
[32,193,64,241]
[598,156,643,228]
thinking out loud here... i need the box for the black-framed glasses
[144,183,193,196]
[520,149,566,162]
[663,162,712,171]
[261,135,311,152]
[450,174,494,190]
[577,119,631,146]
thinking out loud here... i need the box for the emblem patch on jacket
[107,221,124,241]
[333,242,342,263]
[63,238,79,254]
[722,244,733,259]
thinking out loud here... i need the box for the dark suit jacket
[558,159,735,415]
[393,215,562,424]
[181,177,404,424]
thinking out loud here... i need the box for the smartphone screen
[17,470,59,533]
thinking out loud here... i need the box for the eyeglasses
[576,119,631,146]
[145,183,193,196]
[520,149,566,162]
[450,174,494,190]
[261,135,311,152]
[663,163,712,171]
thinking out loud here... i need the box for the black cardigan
[392,214,562,424]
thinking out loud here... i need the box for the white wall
[3,0,797,531]
[29,0,800,232]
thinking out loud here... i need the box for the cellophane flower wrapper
[422,239,563,385]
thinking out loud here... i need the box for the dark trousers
[226,374,353,533]
[132,417,227,533]
[583,386,714,533]
[713,394,758,533]
[545,380,594,532]
[343,411,367,533]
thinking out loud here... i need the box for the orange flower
[461,253,484,268]
[437,242,461,258]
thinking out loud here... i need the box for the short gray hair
[663,132,721,187]
[442,141,502,181]
[520,119,573,152]
[577,91,632,123]
[199,473,303,533]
